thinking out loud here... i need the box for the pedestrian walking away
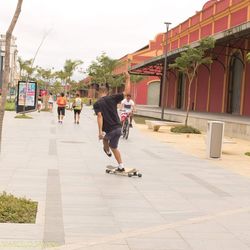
[37,95,42,112]
[72,93,83,124]
[93,84,131,172]
[48,93,54,112]
[56,92,67,124]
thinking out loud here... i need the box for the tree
[50,81,63,95]
[0,0,23,152]
[36,67,54,109]
[87,53,127,93]
[55,70,68,93]
[63,59,83,96]
[110,74,126,93]
[169,37,215,126]
[17,57,33,80]
[130,75,144,84]
[87,53,119,91]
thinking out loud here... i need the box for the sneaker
[116,167,125,172]
[103,148,112,157]
[129,123,133,128]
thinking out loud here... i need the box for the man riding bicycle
[120,94,135,128]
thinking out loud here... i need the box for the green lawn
[5,101,15,111]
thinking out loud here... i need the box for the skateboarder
[93,85,130,172]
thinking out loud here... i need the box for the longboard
[106,165,142,178]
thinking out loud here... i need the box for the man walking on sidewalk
[56,92,67,124]
[93,84,130,172]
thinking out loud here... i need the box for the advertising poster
[16,81,37,113]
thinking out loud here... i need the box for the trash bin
[207,121,224,158]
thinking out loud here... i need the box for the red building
[127,0,250,139]
[130,0,250,114]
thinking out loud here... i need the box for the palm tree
[36,67,54,109]
[17,57,33,80]
[63,59,83,98]
[0,0,23,152]
[55,70,68,93]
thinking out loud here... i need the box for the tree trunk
[185,74,194,127]
[0,0,23,153]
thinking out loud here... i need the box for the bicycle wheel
[125,120,130,139]
[122,120,126,138]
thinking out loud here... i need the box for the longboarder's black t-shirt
[93,93,124,133]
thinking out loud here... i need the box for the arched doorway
[227,52,243,114]
[147,81,160,106]
[176,73,185,109]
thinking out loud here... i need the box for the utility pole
[161,22,171,120]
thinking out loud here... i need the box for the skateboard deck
[106,165,142,177]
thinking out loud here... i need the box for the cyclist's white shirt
[121,99,135,113]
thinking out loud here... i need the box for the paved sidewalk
[1,106,250,250]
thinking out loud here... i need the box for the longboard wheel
[138,173,142,178]
[106,169,110,173]
[128,173,133,177]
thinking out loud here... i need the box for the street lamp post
[161,22,171,120]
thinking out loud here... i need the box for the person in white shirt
[120,94,135,127]
[48,93,54,112]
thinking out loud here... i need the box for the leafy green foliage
[169,37,215,126]
[170,125,201,134]
[170,37,214,76]
[0,192,37,223]
[130,75,145,84]
[245,152,250,157]
[49,80,64,95]
[17,57,34,80]
[5,100,15,111]
[87,52,124,92]
[63,59,83,83]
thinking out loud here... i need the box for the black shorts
[104,127,122,149]
[57,107,65,116]
[74,109,81,115]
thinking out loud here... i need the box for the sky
[0,0,207,79]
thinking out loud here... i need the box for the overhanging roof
[129,21,250,76]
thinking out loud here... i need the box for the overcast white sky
[0,0,206,79]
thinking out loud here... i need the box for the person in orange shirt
[56,92,67,124]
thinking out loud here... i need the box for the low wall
[136,107,250,140]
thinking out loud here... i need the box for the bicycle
[120,111,130,139]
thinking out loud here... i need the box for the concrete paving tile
[177,221,229,233]
[185,239,250,250]
[64,225,121,235]
[126,237,191,250]
[77,244,130,250]
[63,215,117,225]
[2,107,250,249]
[0,224,43,240]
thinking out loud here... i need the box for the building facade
[129,0,250,117]
[0,34,19,91]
